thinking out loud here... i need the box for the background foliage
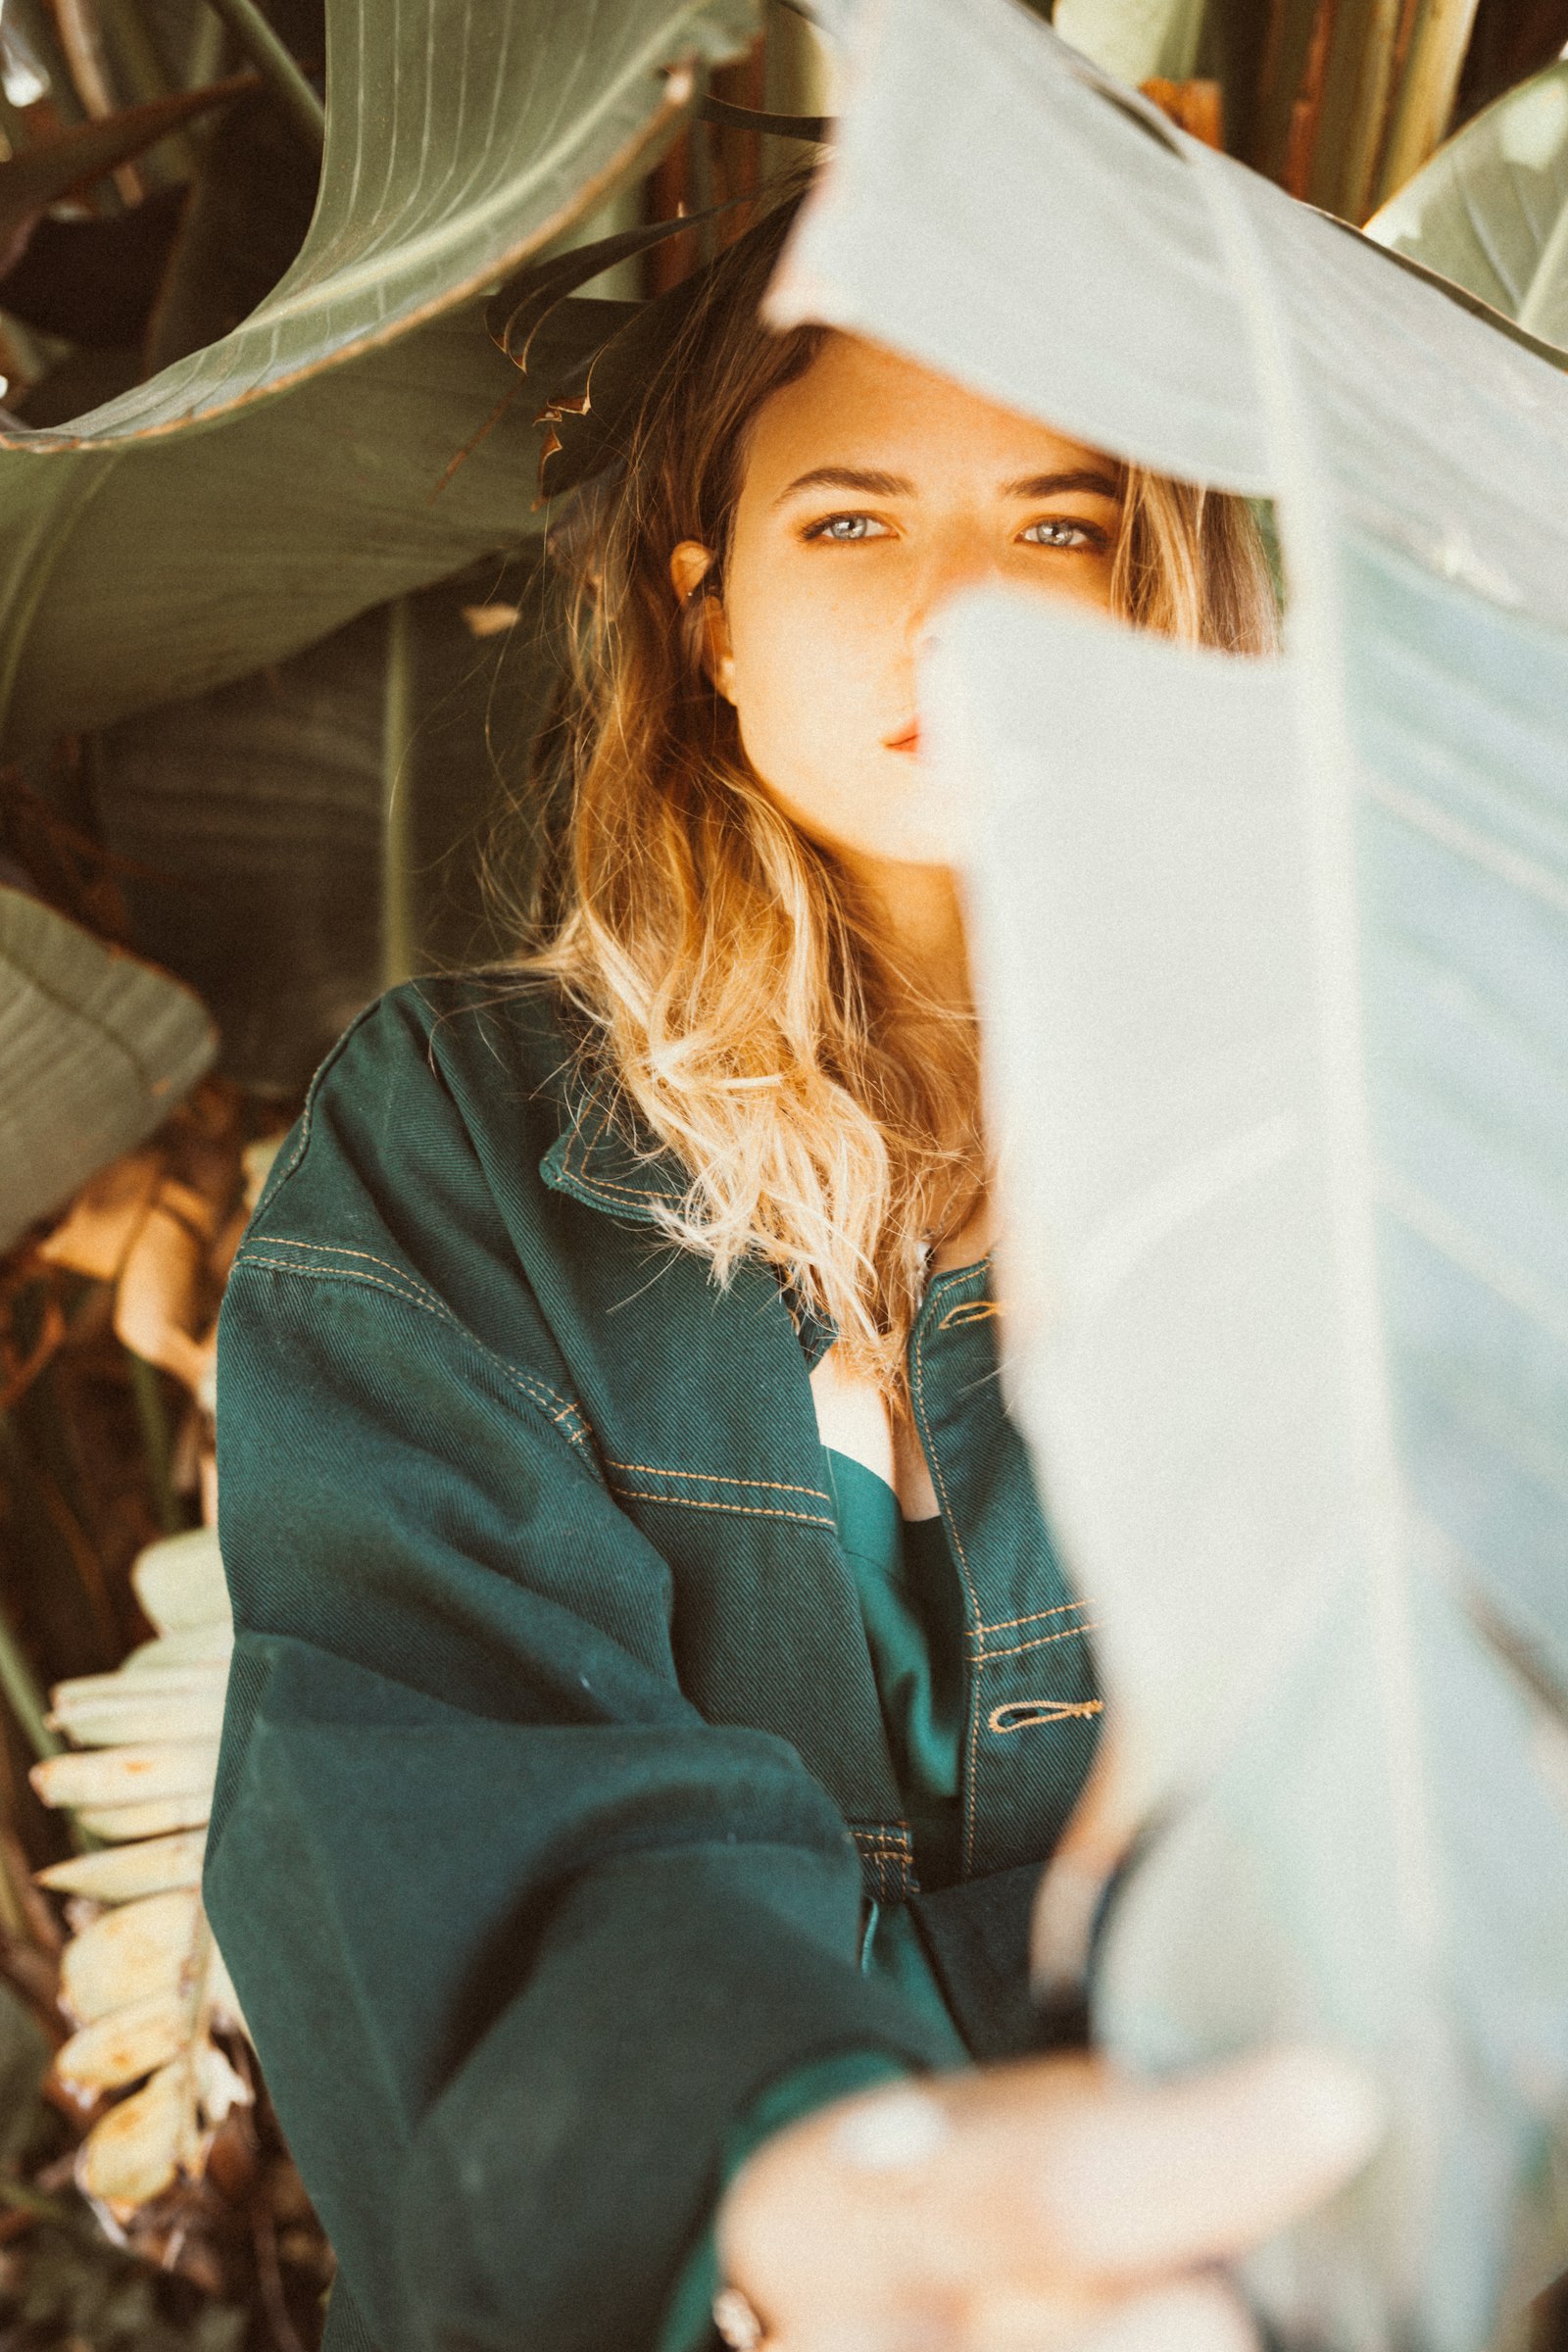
[0,0,1566,2339]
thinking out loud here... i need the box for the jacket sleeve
[207,999,956,2352]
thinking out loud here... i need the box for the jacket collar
[535,1039,839,1368]
[537,1064,687,1228]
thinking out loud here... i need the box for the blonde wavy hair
[519,183,1280,1412]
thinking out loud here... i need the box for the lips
[885,723,920,753]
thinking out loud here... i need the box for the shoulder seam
[260,996,389,1212]
[229,1245,595,1451]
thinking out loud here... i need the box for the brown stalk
[1284,0,1338,199]
[1372,0,1485,207]
[1311,0,1406,219]
[1140,77,1226,147]
[47,0,140,201]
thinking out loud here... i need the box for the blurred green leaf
[0,184,189,349]
[0,888,215,1250]
[140,83,319,371]
[86,553,561,1093]
[0,0,757,758]
[0,75,253,274]
[0,1975,48,2168]
[1366,56,1568,346]
[1050,0,1208,85]
[8,2199,247,2346]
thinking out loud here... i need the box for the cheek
[727,576,885,787]
[1004,552,1118,612]
[1075,559,1118,612]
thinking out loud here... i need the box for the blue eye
[804,514,890,542]
[1022,518,1097,549]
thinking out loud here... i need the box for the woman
[209,184,1379,2352]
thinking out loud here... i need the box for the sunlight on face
[670,332,1124,870]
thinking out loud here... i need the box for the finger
[1038,2044,1384,2280]
[774,2314,962,2352]
[1071,2278,1260,2352]
[1030,1729,1139,2003]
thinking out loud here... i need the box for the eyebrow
[1002,468,1125,502]
[772,464,1126,506]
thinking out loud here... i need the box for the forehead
[740,329,1116,496]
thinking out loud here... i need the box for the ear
[668,539,736,703]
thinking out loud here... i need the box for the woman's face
[670,331,1124,868]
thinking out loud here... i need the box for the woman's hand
[715,2042,1383,2352]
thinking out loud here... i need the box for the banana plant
[0,886,215,1255]
[1046,0,1544,220]
[0,0,758,757]
[1365,53,1568,346]
[32,1524,245,2213]
[24,1123,282,2217]
[82,548,560,1093]
[1051,0,1207,87]
[773,1,1568,2343]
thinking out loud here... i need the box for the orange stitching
[239,1253,437,1318]
[260,1235,436,1290]
[603,1458,831,1503]
[562,1095,668,1204]
[248,1250,585,1430]
[609,1487,836,1529]
[925,1254,994,1299]
[972,1621,1101,1667]
[938,1298,1002,1330]
[976,1598,1093,1639]
[235,1254,592,1445]
[988,1698,1104,1734]
[258,1236,594,1437]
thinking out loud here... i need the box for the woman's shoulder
[246,969,591,1250]
[222,971,610,1470]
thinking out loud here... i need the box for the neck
[848,856,974,1015]
[845,853,993,1265]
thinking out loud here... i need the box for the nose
[905,524,1003,661]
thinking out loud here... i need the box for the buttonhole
[988,1698,1105,1735]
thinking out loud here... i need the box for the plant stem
[196,0,322,153]
[381,596,416,991]
[1309,0,1404,219]
[0,1826,24,1939]
[0,1601,57,1768]
[184,5,225,90]
[3,0,86,124]
[689,63,717,266]
[126,1352,183,1537]
[96,0,203,181]
[100,0,174,101]
[1371,0,1482,206]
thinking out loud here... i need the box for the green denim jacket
[208,975,1101,2352]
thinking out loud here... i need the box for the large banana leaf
[772,1,1568,2341]
[0,889,216,1252]
[772,3,1568,618]
[1365,58,1568,348]
[0,0,756,756]
[85,550,559,1094]
[1051,0,1206,85]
